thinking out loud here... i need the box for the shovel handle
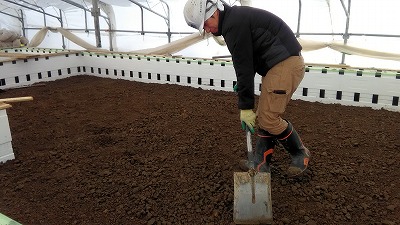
[246,127,257,203]
[246,127,255,169]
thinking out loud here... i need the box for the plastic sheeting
[131,32,204,55]
[1,0,399,69]
[0,29,29,48]
[99,0,132,7]
[27,27,101,51]
[33,0,75,10]
[23,25,400,63]
[27,26,202,55]
[19,0,130,11]
[298,38,400,62]
[0,3,23,32]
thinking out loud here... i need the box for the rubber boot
[239,129,276,173]
[276,120,310,177]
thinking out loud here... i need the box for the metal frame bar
[341,0,351,64]
[298,32,400,38]
[20,9,25,37]
[22,27,192,36]
[3,0,60,21]
[127,0,168,20]
[160,0,171,43]
[59,9,66,49]
[0,10,21,20]
[340,0,350,18]
[60,0,109,20]
[92,0,102,47]
[0,8,26,38]
[295,0,301,38]
[3,0,65,47]
[127,0,171,43]
[1,0,399,66]
[60,0,112,49]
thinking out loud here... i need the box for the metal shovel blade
[233,171,272,224]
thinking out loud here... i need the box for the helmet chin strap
[206,0,218,12]
[206,0,224,11]
[204,0,217,26]
[204,0,224,24]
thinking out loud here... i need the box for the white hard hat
[183,0,224,32]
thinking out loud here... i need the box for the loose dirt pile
[0,75,399,225]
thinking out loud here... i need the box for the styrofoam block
[0,110,12,144]
[0,153,15,163]
[0,141,13,156]
[0,212,22,225]
[1,51,399,112]
[0,109,14,163]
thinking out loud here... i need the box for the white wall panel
[0,110,13,163]
[0,48,399,112]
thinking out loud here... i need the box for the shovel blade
[233,172,272,224]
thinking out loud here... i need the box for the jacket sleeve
[224,17,255,110]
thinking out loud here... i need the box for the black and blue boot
[276,120,311,177]
[239,129,276,173]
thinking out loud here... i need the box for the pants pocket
[264,72,291,114]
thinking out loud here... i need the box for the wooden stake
[0,96,34,103]
[0,102,12,110]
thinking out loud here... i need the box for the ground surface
[0,75,399,225]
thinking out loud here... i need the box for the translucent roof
[0,0,399,70]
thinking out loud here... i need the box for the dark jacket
[213,5,302,109]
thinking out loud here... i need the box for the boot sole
[288,149,311,177]
[287,166,308,177]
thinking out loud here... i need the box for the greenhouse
[0,0,399,224]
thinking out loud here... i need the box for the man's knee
[258,114,288,135]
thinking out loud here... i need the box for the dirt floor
[0,75,399,225]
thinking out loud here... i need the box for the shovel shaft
[246,128,254,169]
[245,127,257,203]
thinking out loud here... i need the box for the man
[183,0,310,177]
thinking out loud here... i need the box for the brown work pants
[256,56,305,135]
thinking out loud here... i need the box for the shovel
[233,128,273,224]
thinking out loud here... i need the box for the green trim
[0,213,22,225]
[0,48,398,76]
[305,66,398,77]
[82,51,235,66]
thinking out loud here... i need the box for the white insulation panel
[0,49,399,113]
[0,109,13,163]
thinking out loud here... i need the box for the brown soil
[0,75,399,225]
